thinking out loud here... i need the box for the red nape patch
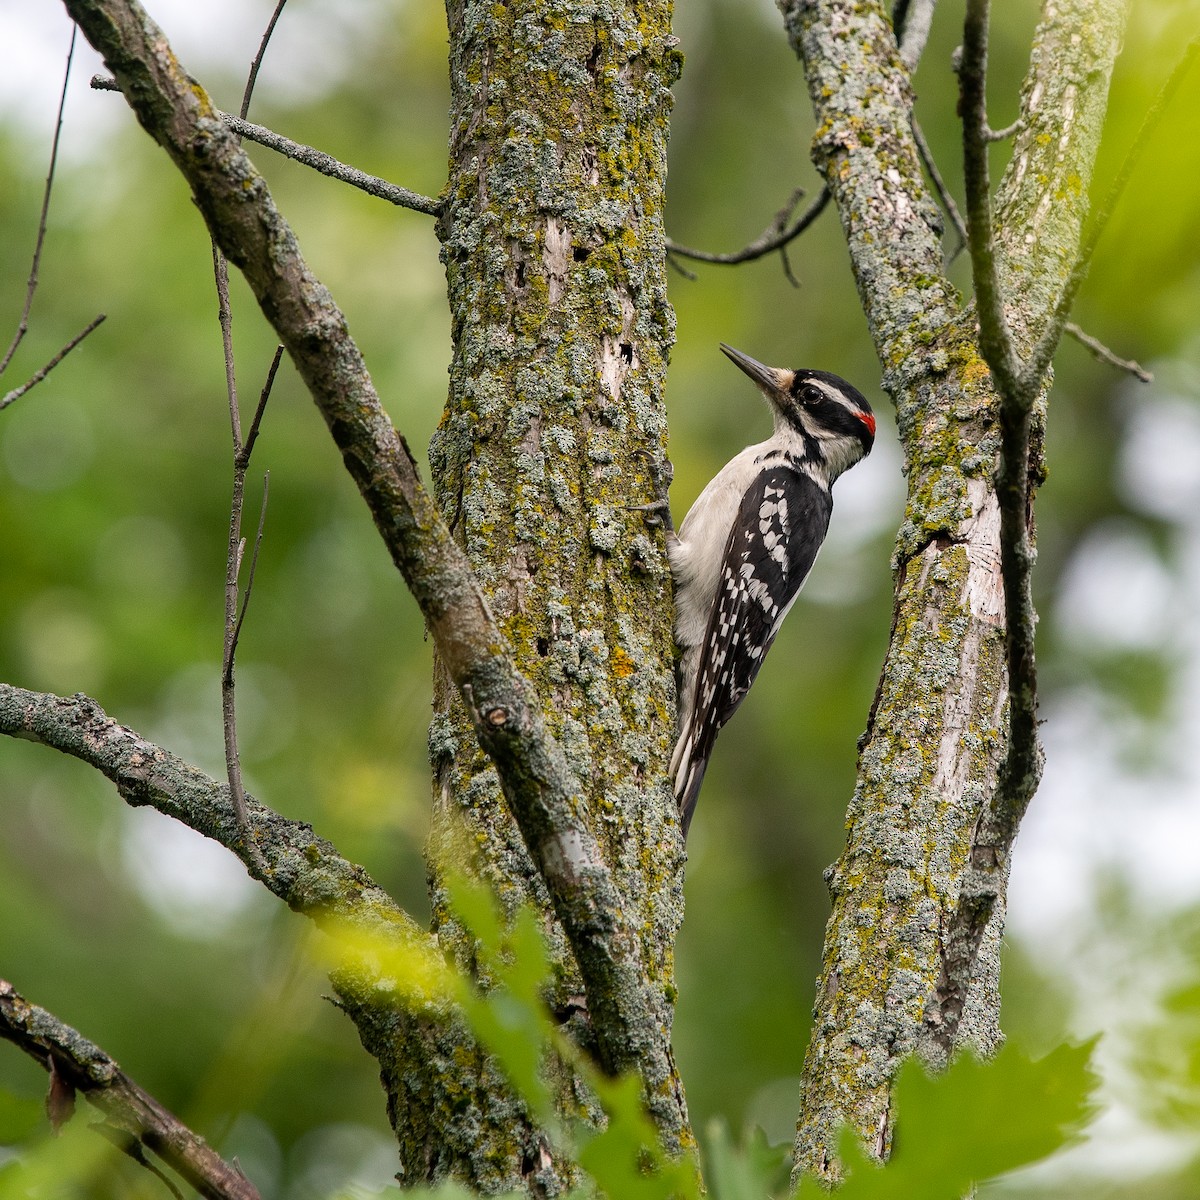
[859,411,877,437]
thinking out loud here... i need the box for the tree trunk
[414,0,689,1188]
[779,0,1127,1174]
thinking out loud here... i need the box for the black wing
[673,464,832,833]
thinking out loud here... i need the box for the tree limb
[666,186,830,268]
[923,0,1128,1057]
[0,684,418,934]
[0,979,260,1200]
[91,75,442,216]
[64,0,684,1147]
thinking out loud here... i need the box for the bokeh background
[2,0,1200,1196]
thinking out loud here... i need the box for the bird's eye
[800,385,822,406]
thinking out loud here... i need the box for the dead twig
[666,185,831,280]
[2,29,76,376]
[1064,321,1152,383]
[0,314,106,411]
[214,5,292,876]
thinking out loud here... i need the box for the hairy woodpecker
[666,344,875,836]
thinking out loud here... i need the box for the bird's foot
[630,450,675,534]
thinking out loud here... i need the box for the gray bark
[777,0,1128,1176]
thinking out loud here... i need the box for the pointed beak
[719,344,790,395]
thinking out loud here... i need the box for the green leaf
[795,1041,1099,1200]
[703,1119,792,1200]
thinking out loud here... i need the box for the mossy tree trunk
[778,0,1128,1175]
[420,0,688,1187]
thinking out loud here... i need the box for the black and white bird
[665,344,875,836]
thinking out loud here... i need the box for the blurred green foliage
[2,0,1200,1196]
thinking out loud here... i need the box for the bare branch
[230,471,270,664]
[1064,321,1152,383]
[0,981,259,1200]
[0,684,421,933]
[0,313,106,411]
[238,0,289,122]
[91,74,442,216]
[1,28,76,377]
[213,246,266,870]
[666,186,830,269]
[912,119,967,259]
[213,4,289,875]
[242,345,282,464]
[959,0,1020,394]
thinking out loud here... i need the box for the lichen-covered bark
[776,0,1127,1177]
[424,0,688,1189]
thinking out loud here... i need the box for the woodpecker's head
[720,343,875,478]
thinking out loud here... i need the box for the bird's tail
[670,724,708,839]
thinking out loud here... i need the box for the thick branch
[64,0,683,1145]
[0,981,259,1200]
[0,684,419,935]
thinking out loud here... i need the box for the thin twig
[238,0,289,122]
[0,980,261,1200]
[243,345,282,464]
[0,313,106,412]
[214,4,292,877]
[912,118,968,260]
[91,75,442,216]
[230,471,270,658]
[665,186,831,273]
[214,248,263,869]
[1064,321,1152,383]
[984,117,1021,142]
[2,28,76,376]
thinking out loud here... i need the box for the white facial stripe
[807,378,856,411]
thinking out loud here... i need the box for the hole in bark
[536,637,550,656]
[619,342,634,364]
[514,260,527,288]
[572,246,591,263]
[585,43,602,76]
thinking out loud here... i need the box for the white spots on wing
[758,483,790,573]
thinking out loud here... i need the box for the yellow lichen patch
[610,646,636,679]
